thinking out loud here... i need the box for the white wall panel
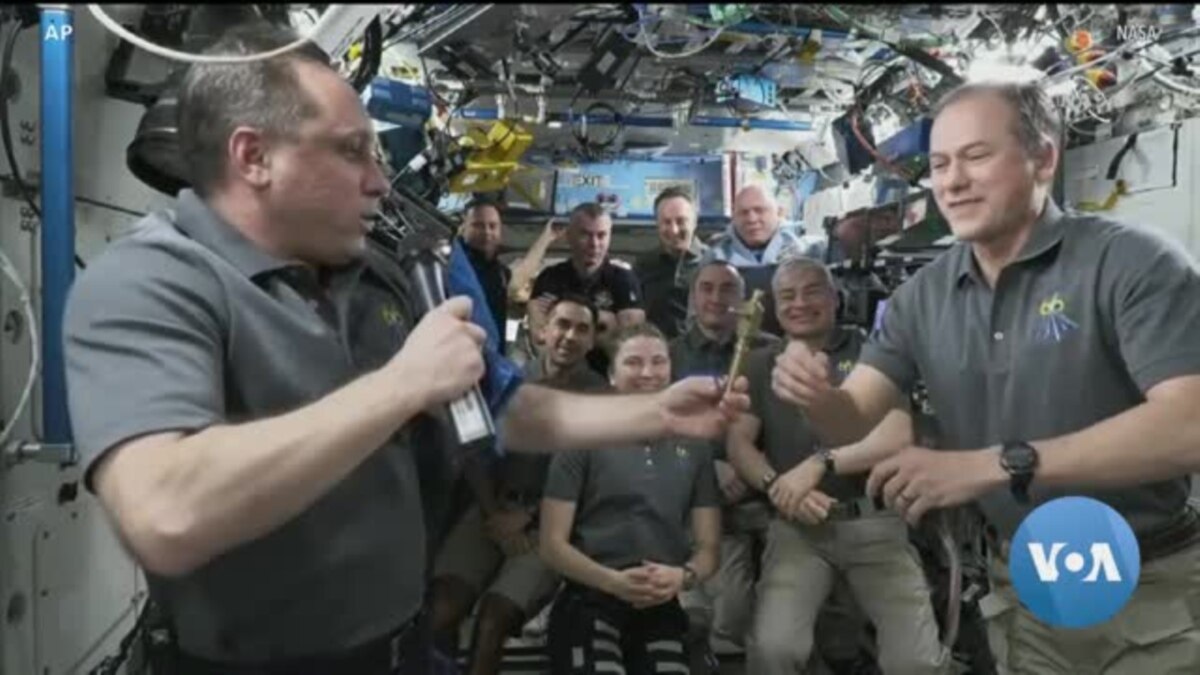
[1064,118,1198,258]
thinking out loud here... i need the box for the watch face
[1003,443,1037,472]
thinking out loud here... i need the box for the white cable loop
[86,4,334,64]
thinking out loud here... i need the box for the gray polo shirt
[669,325,779,462]
[543,440,719,569]
[859,201,1200,539]
[496,358,608,499]
[64,190,433,661]
[745,328,868,501]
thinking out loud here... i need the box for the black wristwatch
[818,447,837,475]
[1000,441,1040,504]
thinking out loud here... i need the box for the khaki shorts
[433,504,561,614]
[678,498,771,646]
[981,538,1200,674]
[747,514,951,675]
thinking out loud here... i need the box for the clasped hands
[484,505,537,557]
[771,340,1007,526]
[607,561,688,609]
[767,444,1005,527]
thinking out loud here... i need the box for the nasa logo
[1009,497,1140,628]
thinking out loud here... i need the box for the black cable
[87,597,150,675]
[2,19,86,269]
[381,3,432,44]
[349,17,383,92]
[572,101,623,155]
[2,21,37,220]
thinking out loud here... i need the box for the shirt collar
[568,257,609,284]
[954,199,1066,287]
[173,190,295,281]
[661,237,706,263]
[529,355,594,387]
[823,326,855,353]
[685,324,734,351]
[459,236,498,268]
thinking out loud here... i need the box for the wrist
[994,442,1038,501]
[652,390,673,437]
[759,467,779,492]
[368,366,426,423]
[600,567,623,596]
[680,563,697,591]
[983,445,1008,487]
[802,453,828,480]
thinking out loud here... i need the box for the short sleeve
[690,446,719,508]
[745,346,776,422]
[1103,227,1200,392]
[857,279,921,393]
[610,267,642,311]
[531,266,555,300]
[698,237,726,264]
[543,449,589,503]
[64,238,227,490]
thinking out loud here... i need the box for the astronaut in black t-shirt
[528,202,645,374]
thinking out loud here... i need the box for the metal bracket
[3,309,24,343]
[4,441,77,469]
[0,169,40,197]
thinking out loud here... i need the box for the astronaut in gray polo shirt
[774,81,1200,673]
[729,257,950,675]
[667,260,777,659]
[61,25,748,675]
[541,322,722,675]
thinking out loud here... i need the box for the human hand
[658,375,750,440]
[771,340,834,410]
[498,531,538,557]
[637,560,686,607]
[606,565,662,608]
[485,506,532,546]
[768,456,825,517]
[389,296,486,410]
[866,446,1007,526]
[781,489,838,525]
[715,460,748,503]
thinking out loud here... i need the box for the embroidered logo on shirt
[675,445,689,459]
[380,304,403,327]
[1032,293,1079,343]
[593,289,614,310]
[837,359,855,375]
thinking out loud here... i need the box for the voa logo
[1028,541,1122,583]
[1010,497,1140,628]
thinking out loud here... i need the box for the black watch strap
[819,447,836,475]
[1001,441,1039,504]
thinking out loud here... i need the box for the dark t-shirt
[532,258,642,373]
[745,328,868,501]
[460,238,511,352]
[531,258,641,315]
[633,242,706,339]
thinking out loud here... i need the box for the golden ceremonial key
[726,289,765,396]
